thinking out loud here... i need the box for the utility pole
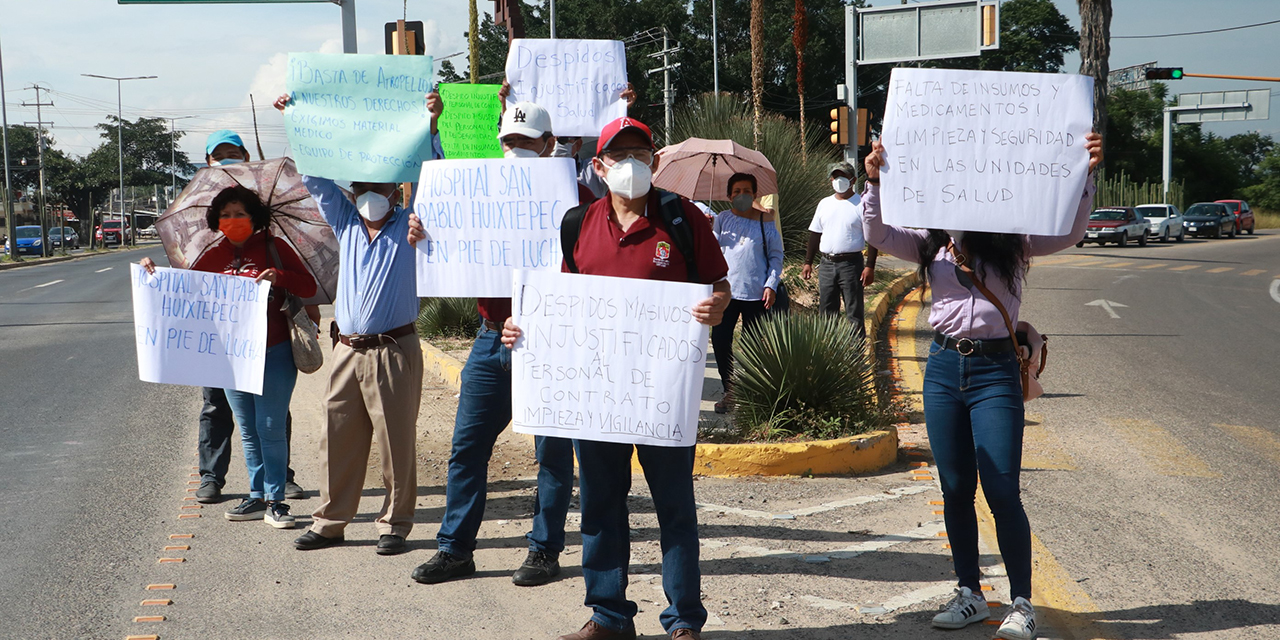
[711,0,719,100]
[22,85,54,257]
[842,3,858,165]
[339,0,357,53]
[0,31,16,262]
[645,28,681,145]
[167,115,196,198]
[81,74,157,250]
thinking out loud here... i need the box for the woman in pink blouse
[862,134,1102,640]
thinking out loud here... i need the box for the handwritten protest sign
[414,157,579,297]
[284,52,435,183]
[880,68,1093,236]
[511,269,711,448]
[436,83,504,159]
[131,264,270,394]
[504,39,628,137]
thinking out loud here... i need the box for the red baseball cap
[596,117,654,154]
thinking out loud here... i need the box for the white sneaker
[996,596,1037,640]
[264,502,297,529]
[932,586,989,629]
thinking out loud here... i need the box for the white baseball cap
[498,101,552,140]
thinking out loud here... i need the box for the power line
[1113,18,1280,39]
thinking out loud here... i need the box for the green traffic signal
[1171,69,1183,79]
[1145,67,1185,80]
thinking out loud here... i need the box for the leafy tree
[974,0,1078,73]
[1103,85,1166,181]
[1242,148,1280,211]
[2,125,48,193]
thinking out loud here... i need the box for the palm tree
[1077,0,1112,148]
[750,0,764,147]
[793,0,810,165]
[468,0,479,82]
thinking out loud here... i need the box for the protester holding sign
[141,130,307,506]
[710,172,783,415]
[275,91,441,556]
[410,101,591,588]
[862,133,1101,640]
[186,185,316,528]
[502,116,729,640]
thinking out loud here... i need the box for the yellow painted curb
[421,338,464,391]
[864,271,923,349]
[629,429,899,477]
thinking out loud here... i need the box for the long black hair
[917,230,1028,296]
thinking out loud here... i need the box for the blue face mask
[212,158,244,167]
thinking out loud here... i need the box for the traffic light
[1145,67,1184,80]
[830,106,849,145]
[856,108,871,146]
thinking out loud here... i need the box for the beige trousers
[311,333,422,538]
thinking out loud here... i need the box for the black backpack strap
[653,189,700,284]
[559,203,592,274]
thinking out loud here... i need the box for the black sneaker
[376,534,407,556]
[293,530,344,551]
[264,502,297,529]
[224,498,268,521]
[195,481,222,504]
[512,549,561,586]
[284,481,305,500]
[411,551,476,584]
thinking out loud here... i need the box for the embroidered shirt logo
[653,241,671,268]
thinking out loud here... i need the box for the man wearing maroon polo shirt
[503,117,730,640]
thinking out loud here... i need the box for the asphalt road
[0,245,195,639]
[905,230,1280,638]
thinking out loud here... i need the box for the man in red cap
[502,116,730,640]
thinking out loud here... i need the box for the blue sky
[1,0,1277,163]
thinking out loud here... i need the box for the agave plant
[731,312,882,441]
[417,297,480,339]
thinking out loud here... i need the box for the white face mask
[356,191,391,222]
[604,157,653,200]
[551,142,575,158]
[212,158,244,167]
[504,144,544,160]
[832,176,852,193]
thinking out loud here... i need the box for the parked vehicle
[1135,204,1185,243]
[11,225,46,256]
[1183,202,1237,239]
[49,226,80,249]
[137,226,159,239]
[1078,207,1149,247]
[96,220,132,245]
[1215,199,1255,235]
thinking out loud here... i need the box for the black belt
[482,318,502,332]
[334,323,415,349]
[933,332,1013,356]
[822,252,863,263]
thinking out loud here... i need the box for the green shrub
[417,297,480,339]
[731,312,884,441]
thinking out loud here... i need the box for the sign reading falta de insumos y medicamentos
[131,264,271,395]
[284,52,436,183]
[511,269,711,448]
[879,67,1094,236]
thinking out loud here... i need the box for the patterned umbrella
[652,137,778,201]
[156,157,340,305]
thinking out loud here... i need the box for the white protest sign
[131,264,271,394]
[511,269,711,448]
[414,157,580,297]
[504,39,628,137]
[880,68,1094,236]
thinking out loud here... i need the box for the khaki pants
[311,333,423,538]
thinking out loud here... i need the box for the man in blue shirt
[275,92,444,556]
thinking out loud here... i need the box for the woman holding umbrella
[146,184,317,528]
[710,172,784,414]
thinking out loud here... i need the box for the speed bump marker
[910,462,929,468]
[943,544,951,549]
[981,585,993,591]
[936,532,948,537]
[168,534,194,539]
[178,514,201,519]
[140,599,172,606]
[988,601,1002,608]
[180,505,202,510]
[911,476,934,481]
[158,557,185,564]
[985,619,1002,625]
[182,497,196,501]
[932,510,945,515]
[186,480,200,485]
[188,473,199,477]
[133,615,165,622]
[185,487,197,492]
[125,635,160,640]
[145,584,176,590]
[929,501,945,505]
[163,545,190,551]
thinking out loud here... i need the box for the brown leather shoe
[557,620,637,640]
[670,629,702,640]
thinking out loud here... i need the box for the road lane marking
[1207,267,1235,274]
[1102,261,1134,268]
[1105,419,1220,478]
[1085,299,1128,319]
[1168,264,1201,271]
[1241,269,1266,276]
[1215,424,1280,465]
[1071,259,1111,267]
[96,267,113,273]
[35,279,65,287]
[1138,263,1169,269]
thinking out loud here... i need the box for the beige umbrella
[653,137,778,201]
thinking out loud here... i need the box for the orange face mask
[220,217,254,243]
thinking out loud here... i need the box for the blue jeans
[436,327,575,558]
[225,343,298,502]
[923,341,1031,600]
[574,439,706,634]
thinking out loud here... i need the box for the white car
[1136,204,1185,243]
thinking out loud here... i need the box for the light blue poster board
[284,52,435,183]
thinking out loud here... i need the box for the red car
[1215,200,1255,235]
[96,220,132,245]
